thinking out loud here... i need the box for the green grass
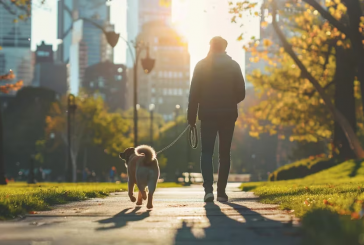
[0,182,182,220]
[242,159,364,245]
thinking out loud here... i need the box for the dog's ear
[120,147,135,160]
[119,152,126,160]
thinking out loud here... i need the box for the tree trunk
[343,0,364,117]
[0,110,7,185]
[333,47,357,160]
[272,0,364,159]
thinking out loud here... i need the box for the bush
[268,157,338,181]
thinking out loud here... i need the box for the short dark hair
[209,36,228,52]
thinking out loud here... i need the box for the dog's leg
[136,191,143,205]
[141,189,147,200]
[128,180,136,202]
[147,193,153,209]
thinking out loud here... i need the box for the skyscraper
[83,61,128,111]
[128,20,190,120]
[138,0,172,31]
[57,0,113,94]
[32,42,68,95]
[0,7,33,86]
[126,0,172,68]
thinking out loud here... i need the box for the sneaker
[217,193,228,202]
[204,193,214,202]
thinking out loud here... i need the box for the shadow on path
[96,207,151,231]
[174,202,300,245]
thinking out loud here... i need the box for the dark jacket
[187,53,246,123]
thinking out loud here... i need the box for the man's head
[209,36,228,53]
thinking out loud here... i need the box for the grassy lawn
[0,182,181,220]
[242,159,364,245]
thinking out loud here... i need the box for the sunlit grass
[0,182,182,220]
[242,159,364,244]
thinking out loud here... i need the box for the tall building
[130,20,190,121]
[32,42,68,95]
[82,18,114,67]
[138,0,172,31]
[126,0,172,68]
[83,61,128,111]
[0,7,33,86]
[57,0,110,63]
[57,0,113,94]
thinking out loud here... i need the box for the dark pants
[200,120,235,194]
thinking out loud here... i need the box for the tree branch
[0,0,16,15]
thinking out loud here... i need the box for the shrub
[268,157,338,181]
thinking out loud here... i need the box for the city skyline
[31,0,260,74]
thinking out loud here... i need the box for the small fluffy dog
[119,145,160,209]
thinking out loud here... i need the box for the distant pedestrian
[83,167,90,182]
[109,166,117,182]
[187,36,246,202]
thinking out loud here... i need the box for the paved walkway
[0,183,301,245]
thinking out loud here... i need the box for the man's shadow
[174,202,300,244]
[96,207,151,231]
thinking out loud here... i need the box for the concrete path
[0,183,301,245]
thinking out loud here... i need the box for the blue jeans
[200,120,235,194]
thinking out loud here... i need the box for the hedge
[268,157,339,181]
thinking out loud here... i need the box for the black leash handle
[188,125,198,149]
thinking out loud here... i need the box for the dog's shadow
[96,207,151,231]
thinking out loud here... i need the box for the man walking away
[187,36,246,202]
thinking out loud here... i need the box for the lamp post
[132,43,155,147]
[174,105,181,136]
[149,104,155,146]
[67,94,77,182]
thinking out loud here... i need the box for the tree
[45,93,132,182]
[0,0,44,184]
[230,0,364,159]
[0,71,23,185]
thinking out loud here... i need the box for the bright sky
[31,0,260,75]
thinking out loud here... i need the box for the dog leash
[156,125,199,155]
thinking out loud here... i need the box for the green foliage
[268,157,338,181]
[46,93,132,157]
[0,182,182,220]
[4,87,58,175]
[34,140,46,165]
[121,107,165,141]
[158,154,168,170]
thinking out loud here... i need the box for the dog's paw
[129,196,137,202]
[147,203,153,209]
[136,201,143,205]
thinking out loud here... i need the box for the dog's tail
[135,145,156,165]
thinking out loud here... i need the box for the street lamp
[132,42,155,147]
[149,104,155,146]
[175,104,181,136]
[67,94,77,182]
